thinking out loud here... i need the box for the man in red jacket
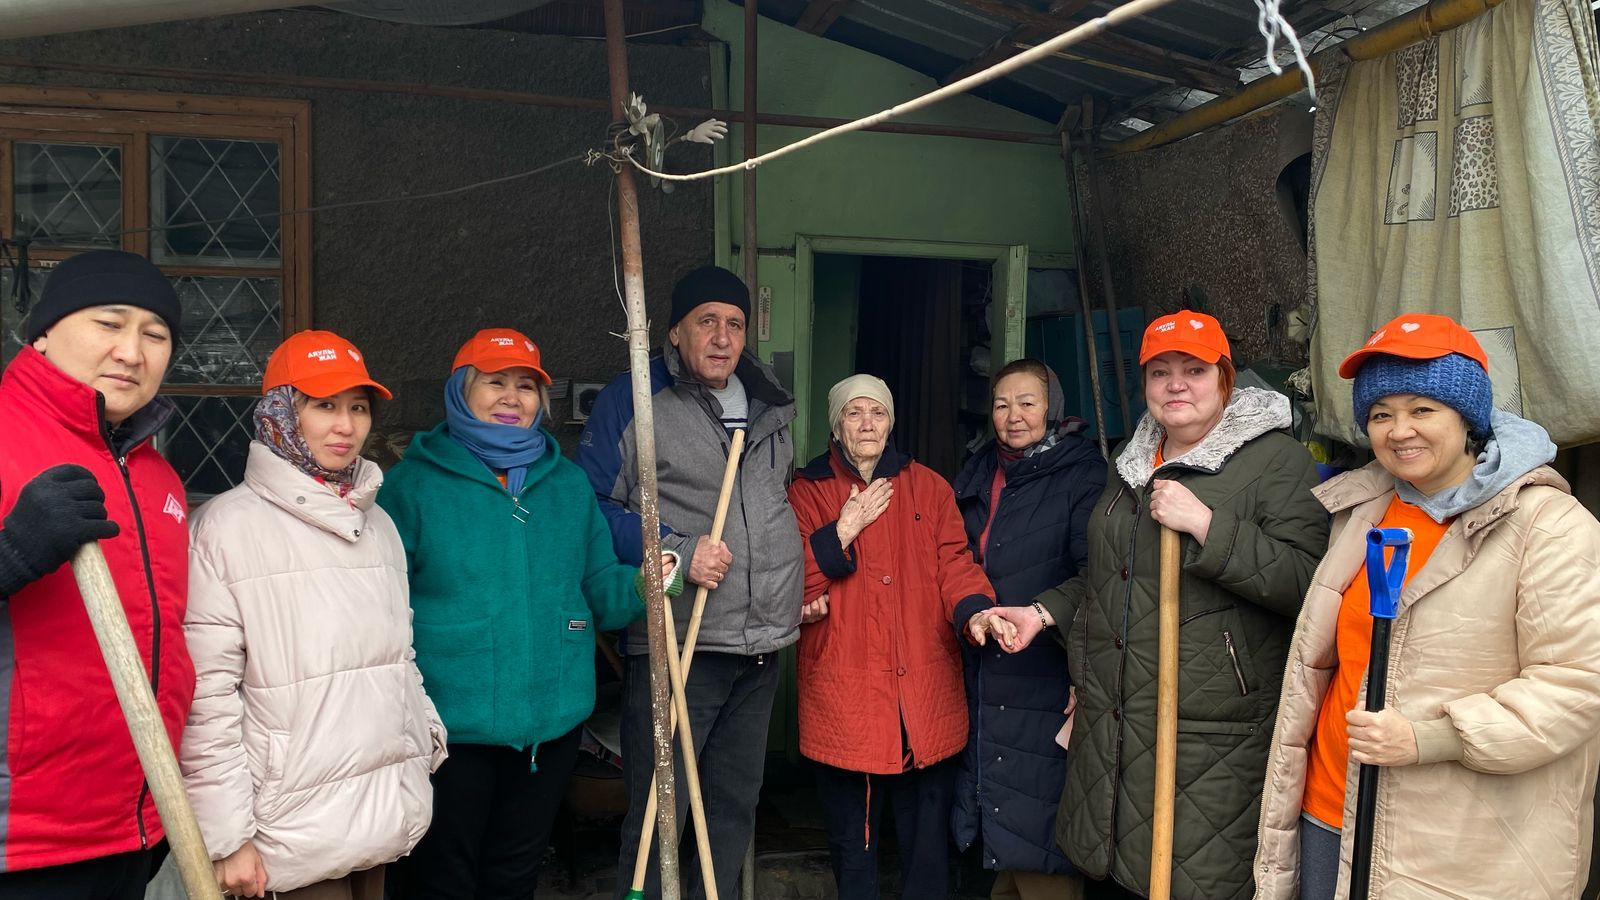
[0,250,194,900]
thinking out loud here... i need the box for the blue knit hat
[1351,352,1494,438]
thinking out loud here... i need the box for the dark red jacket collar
[797,438,912,482]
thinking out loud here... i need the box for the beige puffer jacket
[180,443,446,892]
[1255,462,1600,899]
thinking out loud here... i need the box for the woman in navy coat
[952,358,1105,900]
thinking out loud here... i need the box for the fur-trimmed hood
[1116,386,1291,490]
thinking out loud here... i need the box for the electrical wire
[617,0,1181,183]
[30,153,587,245]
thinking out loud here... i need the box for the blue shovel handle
[1350,526,1413,900]
[1365,527,1413,620]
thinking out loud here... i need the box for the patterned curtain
[1305,0,1600,445]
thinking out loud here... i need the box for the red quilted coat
[0,347,194,871]
[788,443,993,774]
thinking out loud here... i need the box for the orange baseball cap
[1338,313,1489,378]
[1139,309,1231,364]
[451,328,551,384]
[263,330,392,400]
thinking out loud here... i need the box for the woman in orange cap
[180,330,446,899]
[990,310,1327,899]
[1255,314,1600,900]
[379,328,674,899]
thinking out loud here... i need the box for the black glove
[0,464,120,597]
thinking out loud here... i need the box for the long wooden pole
[742,0,759,304]
[602,2,680,898]
[71,543,214,900]
[630,429,746,896]
[1058,126,1110,457]
[1150,526,1182,900]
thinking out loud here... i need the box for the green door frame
[791,234,1030,458]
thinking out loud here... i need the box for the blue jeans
[614,651,779,900]
[1299,814,1341,900]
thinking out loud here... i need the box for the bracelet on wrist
[1031,601,1050,627]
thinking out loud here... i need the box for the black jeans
[812,757,959,900]
[391,729,582,900]
[614,651,779,900]
[0,849,153,900]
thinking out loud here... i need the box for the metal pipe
[743,0,758,301]
[0,0,291,39]
[0,56,1058,146]
[1059,128,1110,457]
[1082,123,1133,432]
[1107,0,1506,155]
[602,1,681,898]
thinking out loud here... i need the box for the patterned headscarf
[253,385,361,486]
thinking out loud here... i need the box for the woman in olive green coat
[1000,311,1326,900]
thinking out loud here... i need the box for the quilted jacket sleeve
[1413,494,1600,772]
[179,548,256,860]
[788,478,853,603]
[1184,435,1327,618]
[926,471,994,628]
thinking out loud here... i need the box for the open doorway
[809,253,994,482]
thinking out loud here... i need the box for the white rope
[623,0,1181,183]
[1254,0,1317,100]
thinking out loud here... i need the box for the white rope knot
[1255,0,1318,100]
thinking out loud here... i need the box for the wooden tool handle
[72,543,216,900]
[1150,526,1181,900]
[631,427,747,893]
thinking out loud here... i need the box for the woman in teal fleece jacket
[379,329,673,899]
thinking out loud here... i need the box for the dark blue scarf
[443,367,547,495]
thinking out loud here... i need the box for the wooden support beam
[952,0,1239,93]
[941,26,1029,86]
[795,0,850,34]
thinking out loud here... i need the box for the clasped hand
[1347,707,1419,767]
[1148,478,1213,544]
[967,605,1044,653]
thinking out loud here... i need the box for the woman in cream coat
[180,330,445,899]
[1254,315,1600,900]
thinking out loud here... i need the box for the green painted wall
[693,4,1076,759]
[808,253,863,459]
[698,0,1075,457]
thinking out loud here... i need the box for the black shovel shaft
[1349,617,1393,900]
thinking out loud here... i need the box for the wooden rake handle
[1149,526,1181,900]
[72,542,216,900]
[630,427,746,895]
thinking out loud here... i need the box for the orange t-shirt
[1302,497,1449,828]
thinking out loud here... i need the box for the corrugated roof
[743,0,1428,131]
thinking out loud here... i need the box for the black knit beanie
[24,250,182,343]
[669,265,750,328]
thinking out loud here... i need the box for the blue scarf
[443,367,547,495]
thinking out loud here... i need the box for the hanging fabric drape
[1305,0,1600,445]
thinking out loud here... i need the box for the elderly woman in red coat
[788,373,1011,900]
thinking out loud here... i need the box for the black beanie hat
[24,250,182,343]
[669,265,750,328]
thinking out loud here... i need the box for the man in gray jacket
[578,265,803,900]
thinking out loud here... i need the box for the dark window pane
[157,395,256,503]
[13,142,123,249]
[166,276,281,387]
[150,136,281,266]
